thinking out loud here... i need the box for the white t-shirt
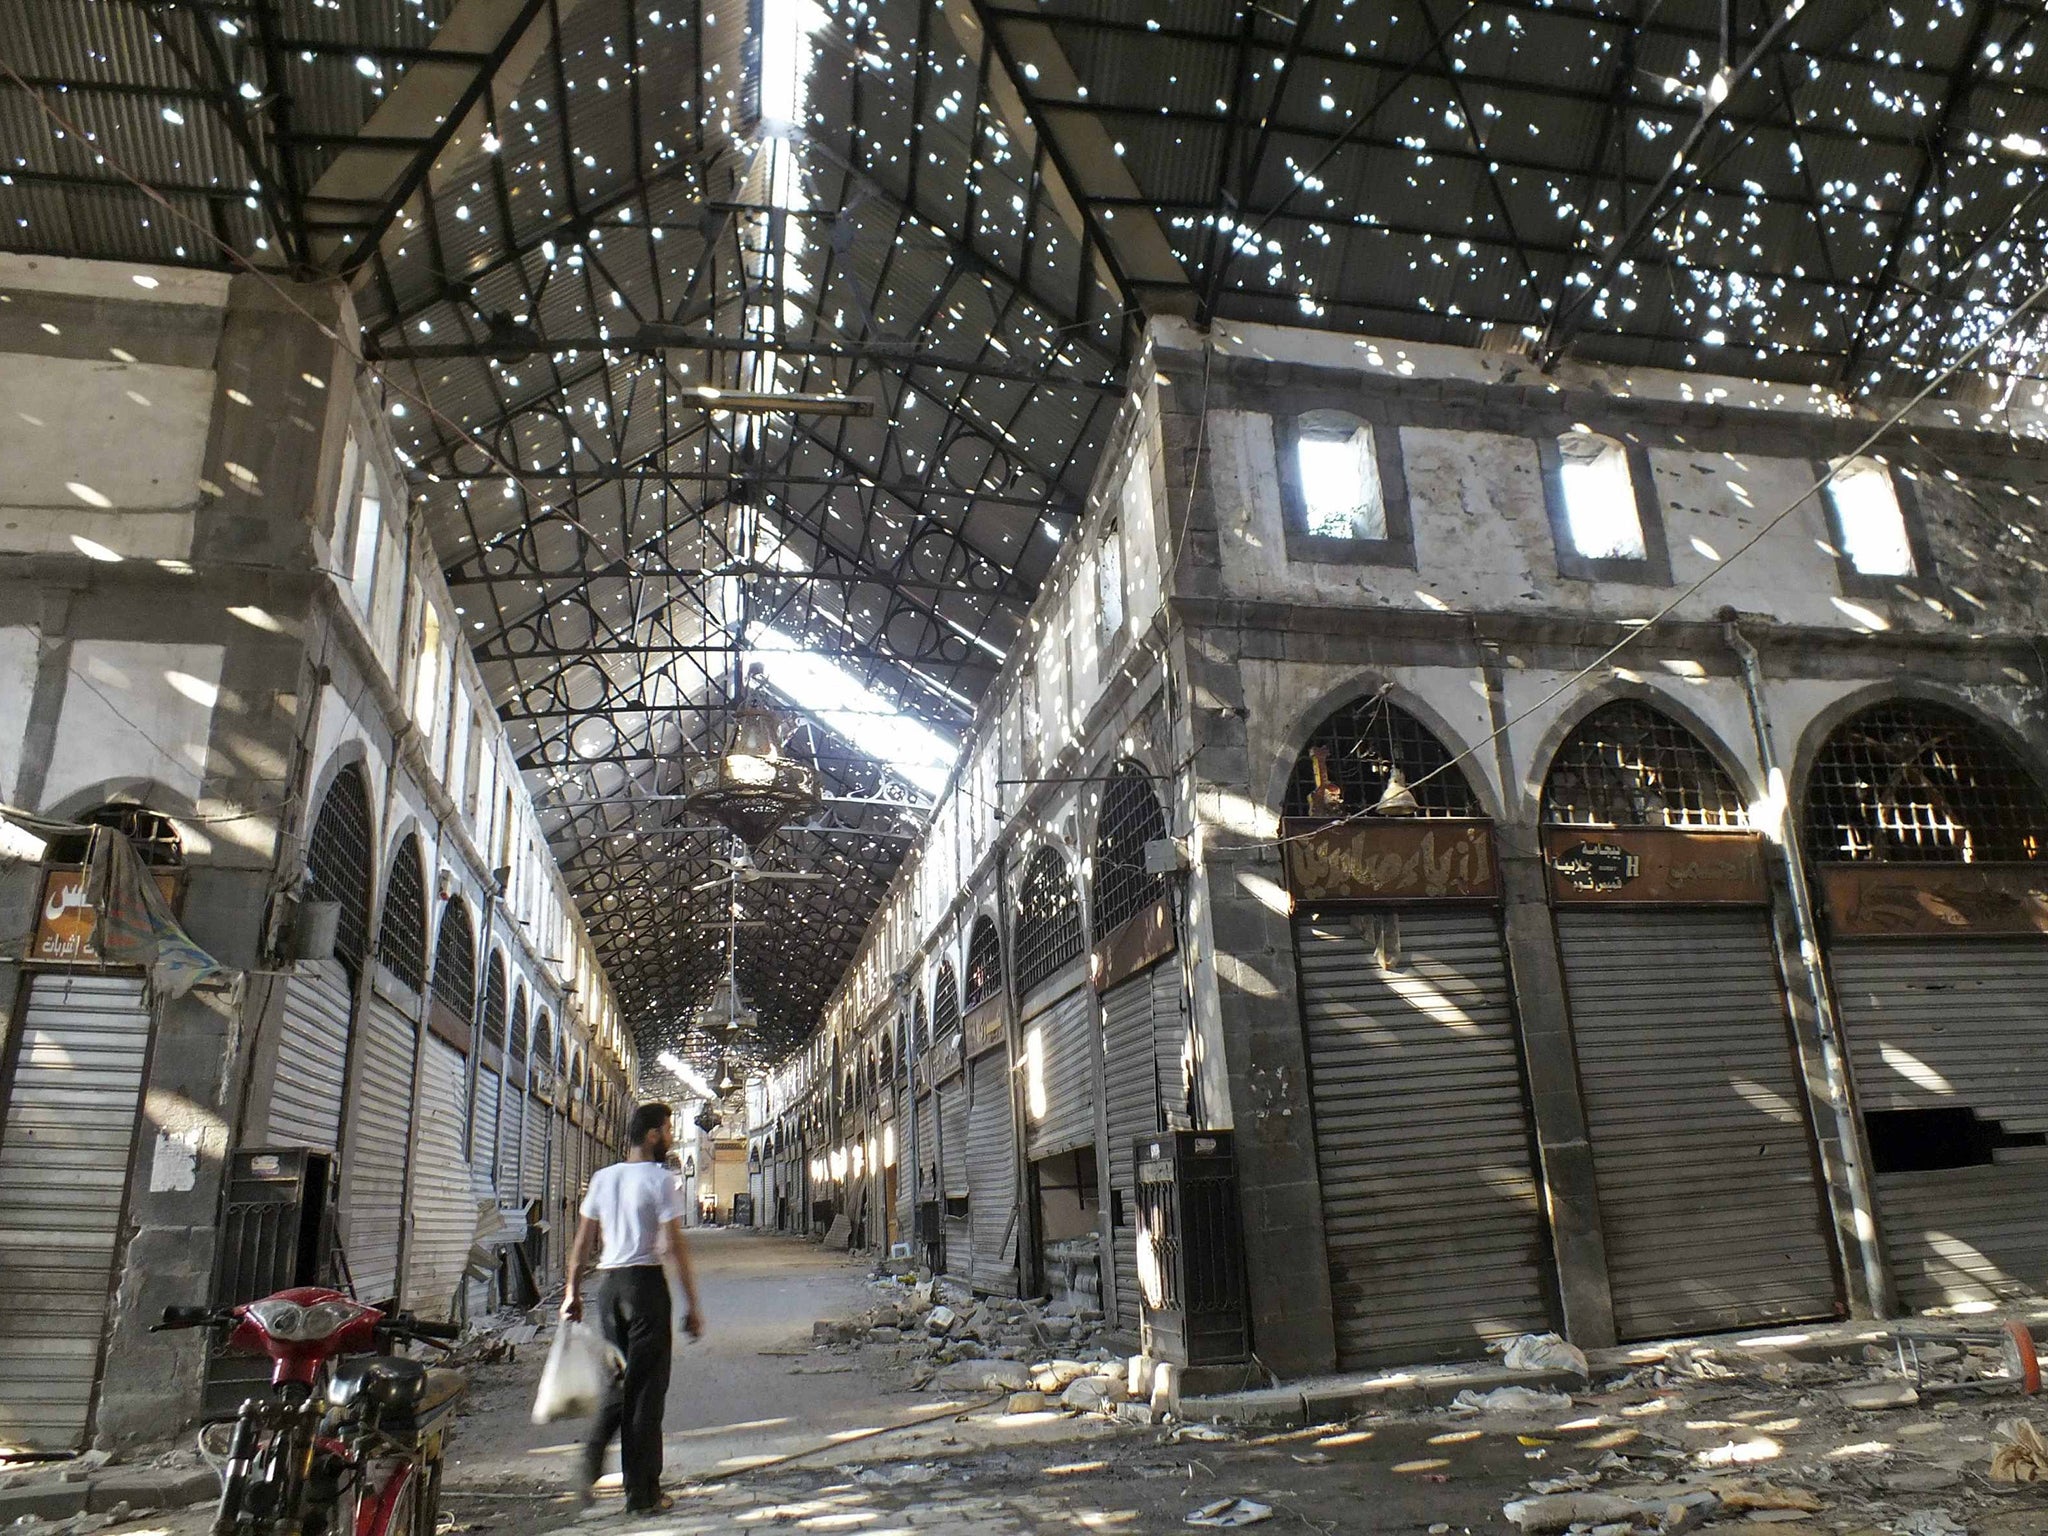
[580,1161,682,1269]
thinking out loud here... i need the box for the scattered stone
[1060,1375,1126,1411]
[870,1305,902,1330]
[930,1359,1032,1394]
[1006,1391,1050,1414]
[1452,1386,1575,1416]
[1501,1493,1652,1533]
[1837,1381,1921,1411]
[925,1306,958,1337]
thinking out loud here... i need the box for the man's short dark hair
[628,1102,672,1145]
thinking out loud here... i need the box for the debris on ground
[1493,1332,1591,1379]
[1990,1417,2048,1483]
[1451,1385,1577,1416]
[1185,1495,1274,1526]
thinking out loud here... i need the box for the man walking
[564,1101,704,1515]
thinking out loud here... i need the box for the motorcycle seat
[328,1357,465,1427]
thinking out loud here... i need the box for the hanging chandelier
[680,662,821,848]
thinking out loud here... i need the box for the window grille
[534,1010,554,1066]
[964,916,1003,1009]
[53,804,184,866]
[1093,761,1168,937]
[1543,700,1748,829]
[376,835,427,990]
[1014,846,1084,995]
[1283,697,1482,819]
[880,1034,896,1082]
[430,900,476,1024]
[913,993,929,1052]
[1805,700,2047,864]
[932,963,960,1039]
[510,988,529,1066]
[483,953,508,1049]
[306,765,374,977]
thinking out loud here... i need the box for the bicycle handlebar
[153,1305,226,1331]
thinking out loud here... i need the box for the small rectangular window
[1555,432,1646,560]
[1295,419,1386,540]
[1098,519,1125,639]
[1826,456,1915,577]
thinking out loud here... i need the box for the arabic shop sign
[1282,819,1497,902]
[1819,863,2048,937]
[32,865,182,964]
[1542,829,1766,904]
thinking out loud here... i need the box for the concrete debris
[930,1359,1033,1394]
[1501,1491,1649,1531]
[1896,1512,1967,1536]
[1185,1496,1274,1526]
[1006,1391,1051,1414]
[1060,1375,1127,1411]
[1839,1381,1923,1411]
[1989,1417,2048,1483]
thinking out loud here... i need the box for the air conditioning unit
[1133,1131,1249,1371]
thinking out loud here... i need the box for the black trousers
[581,1265,672,1508]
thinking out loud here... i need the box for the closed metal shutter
[473,1068,502,1190]
[1297,910,1551,1368]
[940,1083,970,1275]
[1102,974,1156,1333]
[915,1092,938,1203]
[968,1052,1018,1294]
[1151,960,1189,1130]
[1025,983,1096,1159]
[0,975,152,1450]
[342,991,416,1304]
[266,960,354,1149]
[1558,909,1839,1339]
[496,1085,523,1200]
[523,1092,547,1203]
[1832,938,2048,1310]
[406,1038,475,1320]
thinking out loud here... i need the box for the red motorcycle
[155,1288,465,1536]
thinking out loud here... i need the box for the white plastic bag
[531,1320,623,1424]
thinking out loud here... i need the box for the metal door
[523,1091,547,1204]
[967,1051,1018,1295]
[1025,983,1096,1159]
[0,974,152,1450]
[473,1068,501,1190]
[1102,973,1156,1333]
[266,959,354,1149]
[1297,909,1552,1368]
[1558,908,1839,1338]
[1832,938,2048,1309]
[405,1038,474,1320]
[940,1082,969,1275]
[342,990,416,1304]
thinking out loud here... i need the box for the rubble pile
[809,1273,1188,1420]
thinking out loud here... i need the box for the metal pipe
[1722,612,1895,1316]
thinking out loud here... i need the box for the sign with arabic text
[1282,819,1497,902]
[965,998,1006,1059]
[31,865,182,964]
[1819,863,2048,937]
[1543,829,1766,904]
[1091,895,1175,992]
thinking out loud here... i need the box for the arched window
[533,1009,554,1067]
[482,951,508,1051]
[913,992,929,1052]
[1284,696,1482,820]
[1093,761,1168,937]
[880,1032,895,1082]
[306,765,374,979]
[1014,846,1084,995]
[429,899,476,1036]
[1543,700,1748,829]
[52,804,183,866]
[376,834,428,989]
[932,963,960,1041]
[963,916,1003,1009]
[510,985,529,1068]
[1806,700,2048,864]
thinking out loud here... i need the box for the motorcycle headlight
[245,1298,368,1342]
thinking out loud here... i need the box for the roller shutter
[1558,909,1840,1339]
[405,1038,475,1319]
[1832,939,2048,1310]
[342,990,416,1305]
[473,1068,502,1192]
[496,1086,523,1201]
[266,959,354,1149]
[0,975,152,1450]
[915,1092,938,1202]
[523,1091,547,1204]
[1151,960,1189,1130]
[968,1052,1018,1294]
[940,1082,970,1275]
[1297,910,1551,1368]
[1025,982,1096,1159]
[1102,975,1156,1334]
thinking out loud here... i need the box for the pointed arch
[1805,698,2048,864]
[429,898,476,1045]
[1092,760,1169,936]
[306,763,374,979]
[482,950,509,1051]
[1542,699,1749,829]
[375,833,428,990]
[963,915,1003,1010]
[932,962,960,1040]
[1284,694,1483,820]
[1014,846,1084,995]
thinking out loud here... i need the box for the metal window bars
[1093,762,1168,938]
[1283,697,1482,820]
[1014,846,1084,995]
[306,765,375,976]
[1542,700,1748,829]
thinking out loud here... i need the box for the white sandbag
[532,1320,623,1423]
